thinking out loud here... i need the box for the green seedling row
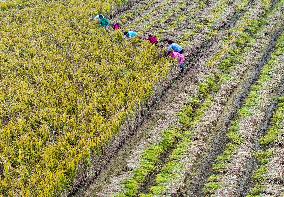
[246,43,284,196]
[148,0,283,195]
[116,0,277,195]
[204,26,284,196]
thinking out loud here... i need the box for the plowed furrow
[142,1,284,196]
[182,19,284,197]
[203,16,284,196]
[246,95,284,196]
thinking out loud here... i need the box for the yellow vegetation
[0,0,171,196]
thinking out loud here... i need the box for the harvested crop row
[204,22,284,197]
[141,1,197,34]
[148,0,208,36]
[115,0,160,18]
[195,0,253,65]
[127,0,183,31]
[0,0,173,196]
[205,0,274,68]
[149,0,239,42]
[141,1,284,196]
[179,0,253,69]
[176,0,252,45]
[117,0,168,27]
[180,2,284,196]
[137,0,221,36]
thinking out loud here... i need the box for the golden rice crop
[0,0,171,196]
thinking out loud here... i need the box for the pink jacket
[170,52,185,64]
[113,23,121,30]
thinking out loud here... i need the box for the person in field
[124,31,138,39]
[170,51,186,72]
[113,23,121,31]
[146,34,158,45]
[93,14,103,21]
[167,39,184,55]
[97,14,110,29]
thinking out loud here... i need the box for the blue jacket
[168,43,183,52]
[127,31,138,38]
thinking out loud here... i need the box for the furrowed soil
[68,0,284,196]
[183,18,284,197]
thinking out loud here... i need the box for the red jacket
[147,36,158,45]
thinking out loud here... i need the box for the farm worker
[167,40,184,55]
[113,23,121,31]
[92,14,104,24]
[124,31,138,39]
[146,34,158,45]
[170,51,186,72]
[92,14,102,21]
[98,14,110,29]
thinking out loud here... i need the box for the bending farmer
[92,14,103,21]
[170,51,186,72]
[124,31,138,39]
[113,23,121,31]
[98,14,110,29]
[146,34,158,45]
[167,40,184,55]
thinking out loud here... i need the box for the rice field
[1,0,284,196]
